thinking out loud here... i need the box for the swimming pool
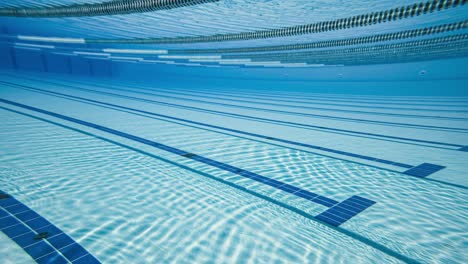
[1,1,467,263]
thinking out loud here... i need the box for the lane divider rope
[0,0,219,17]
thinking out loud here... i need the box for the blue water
[1,1,468,263]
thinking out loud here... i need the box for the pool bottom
[0,72,467,263]
[0,107,406,263]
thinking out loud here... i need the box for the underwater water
[0,1,467,263]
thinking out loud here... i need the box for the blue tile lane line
[315,196,376,227]
[0,190,100,264]
[29,79,468,132]
[5,71,467,107]
[0,82,451,179]
[4,78,462,149]
[0,109,422,264]
[3,82,411,168]
[23,73,459,121]
[458,146,468,152]
[403,163,446,178]
[91,83,468,121]
[42,74,468,109]
[0,98,375,226]
[123,84,468,114]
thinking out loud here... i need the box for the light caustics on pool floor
[0,71,468,264]
[0,0,468,263]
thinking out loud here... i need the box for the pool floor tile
[0,190,100,263]
[60,243,90,262]
[24,240,55,260]
[36,252,69,264]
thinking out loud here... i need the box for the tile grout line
[0,192,100,263]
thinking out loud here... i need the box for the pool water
[0,1,467,263]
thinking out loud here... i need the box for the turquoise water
[1,1,468,263]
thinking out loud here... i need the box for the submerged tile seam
[43,78,468,142]
[93,81,468,121]
[33,73,467,111]
[140,80,468,106]
[0,98,375,217]
[0,106,419,264]
[13,74,468,122]
[54,75,468,121]
[0,82,434,170]
[0,191,100,263]
[3,88,417,180]
[315,196,377,226]
[1,81,452,180]
[2,103,465,193]
[2,77,462,150]
[156,84,468,110]
[403,163,446,177]
[203,89,468,105]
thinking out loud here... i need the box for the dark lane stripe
[459,145,468,151]
[0,98,368,211]
[157,83,468,107]
[7,73,468,108]
[403,163,446,177]
[169,87,468,108]
[0,0,219,17]
[89,81,468,121]
[5,84,459,185]
[0,98,379,226]
[2,79,461,149]
[124,84,468,114]
[1,82,448,174]
[315,196,376,227]
[20,73,465,128]
[39,74,467,112]
[0,191,100,263]
[15,73,460,120]
[0,107,419,264]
